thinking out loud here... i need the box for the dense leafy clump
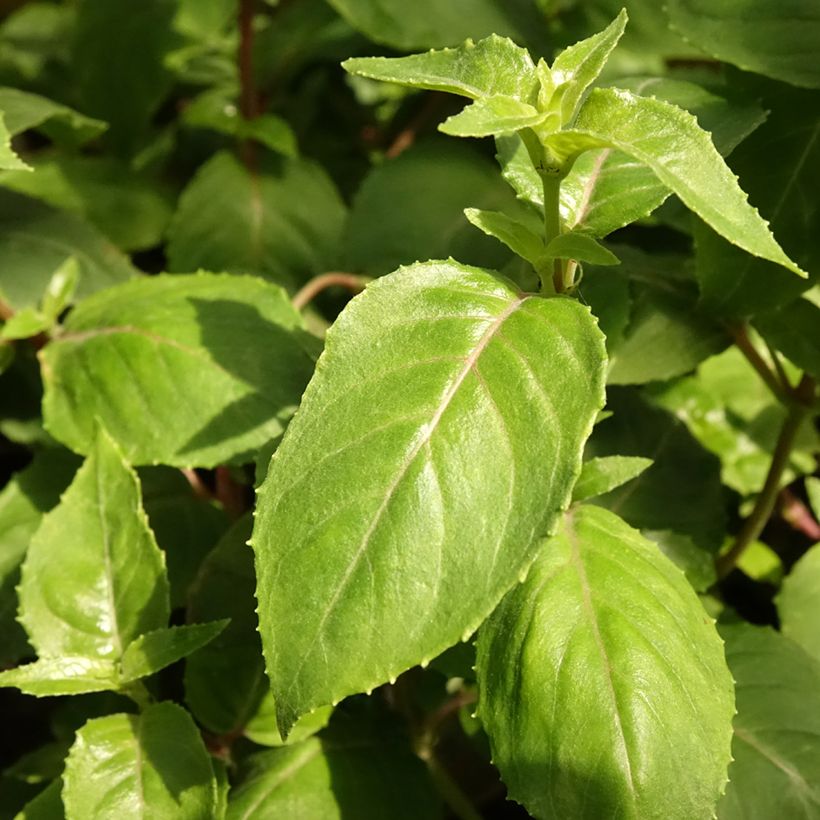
[0,2,818,819]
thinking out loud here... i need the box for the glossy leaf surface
[550,88,803,276]
[477,505,734,819]
[41,273,318,467]
[718,624,820,818]
[253,260,606,733]
[63,703,218,819]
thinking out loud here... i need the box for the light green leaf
[572,455,653,501]
[0,191,137,311]
[737,540,783,584]
[550,88,804,276]
[185,516,265,736]
[344,139,525,277]
[1,308,49,340]
[463,206,545,268]
[477,505,735,820]
[119,621,229,684]
[0,657,117,696]
[776,543,820,663]
[253,260,606,734]
[63,702,218,820]
[440,95,545,138]
[41,272,319,468]
[667,0,820,89]
[755,297,820,381]
[328,0,544,50]
[0,86,106,145]
[7,431,169,689]
[343,36,538,102]
[545,232,619,265]
[0,112,29,172]
[718,624,820,818]
[167,151,345,290]
[550,9,628,125]
[41,257,79,321]
[0,156,174,252]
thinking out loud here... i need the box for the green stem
[540,172,564,294]
[120,680,154,711]
[419,750,482,820]
[716,375,816,579]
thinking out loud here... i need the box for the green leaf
[549,9,628,125]
[718,624,820,818]
[41,272,319,468]
[63,703,218,819]
[0,86,106,145]
[0,112,29,172]
[14,779,64,820]
[440,95,545,138]
[343,36,538,102]
[167,151,346,290]
[1,308,49,340]
[463,206,544,269]
[549,88,804,277]
[476,505,735,820]
[119,621,229,684]
[344,139,526,277]
[572,455,653,501]
[644,529,717,592]
[0,448,79,666]
[185,516,264,736]
[253,260,606,734]
[755,297,820,381]
[330,0,544,51]
[0,191,137,311]
[244,698,333,748]
[72,0,178,155]
[41,256,79,321]
[693,90,820,318]
[667,0,820,89]
[0,658,117,697]
[585,388,726,551]
[545,232,619,265]
[6,431,168,691]
[776,543,820,663]
[0,156,174,252]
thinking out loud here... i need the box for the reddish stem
[292,272,370,311]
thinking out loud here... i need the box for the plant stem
[238,0,259,167]
[292,272,370,310]
[540,172,563,294]
[121,680,154,711]
[422,752,483,820]
[716,374,816,578]
[730,324,789,403]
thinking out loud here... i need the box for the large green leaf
[667,0,820,89]
[167,151,346,291]
[694,88,820,318]
[0,156,173,251]
[330,0,543,51]
[343,35,538,101]
[776,543,820,664]
[344,139,526,277]
[0,86,106,145]
[477,505,735,819]
[0,191,137,311]
[718,624,820,818]
[72,0,177,155]
[548,88,803,276]
[0,448,79,666]
[253,260,606,733]
[0,431,169,694]
[63,703,218,819]
[41,272,319,468]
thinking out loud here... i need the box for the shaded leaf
[545,232,618,265]
[0,112,29,171]
[755,297,820,381]
[0,86,105,145]
[464,206,544,269]
[253,260,606,733]
[14,778,64,820]
[776,543,820,663]
[41,273,318,468]
[477,505,734,819]
[572,455,653,501]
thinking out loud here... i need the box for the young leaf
[41,272,319,468]
[776,543,820,663]
[544,232,619,265]
[439,95,545,138]
[476,505,735,820]
[549,8,628,125]
[548,88,805,277]
[253,260,606,734]
[119,621,229,684]
[718,624,820,818]
[343,35,538,102]
[63,703,219,820]
[572,455,653,501]
[0,657,117,697]
[463,207,545,269]
[1,430,169,694]
[167,151,346,290]
[667,0,820,90]
[1,308,49,340]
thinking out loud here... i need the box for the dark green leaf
[776,543,820,663]
[755,297,820,381]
